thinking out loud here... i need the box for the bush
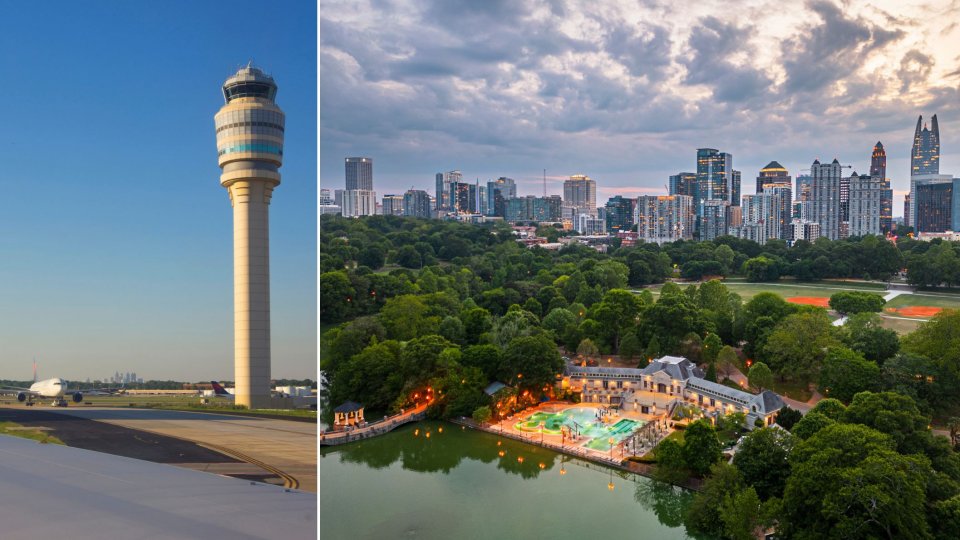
[828,291,885,315]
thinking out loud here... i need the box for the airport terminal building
[559,356,783,428]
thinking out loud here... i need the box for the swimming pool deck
[452,402,701,489]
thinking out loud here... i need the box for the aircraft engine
[16,392,26,402]
[72,392,83,403]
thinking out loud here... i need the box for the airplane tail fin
[33,359,37,383]
[211,381,231,396]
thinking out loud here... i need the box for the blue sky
[0,1,317,380]
[321,0,959,209]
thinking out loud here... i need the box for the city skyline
[320,0,959,214]
[0,2,317,380]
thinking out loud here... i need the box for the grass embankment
[13,395,319,421]
[0,421,64,445]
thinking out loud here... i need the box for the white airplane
[1,378,122,407]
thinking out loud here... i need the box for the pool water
[514,407,643,451]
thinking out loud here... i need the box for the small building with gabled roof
[333,401,365,428]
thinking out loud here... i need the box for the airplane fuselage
[29,378,67,398]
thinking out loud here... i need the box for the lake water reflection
[319,421,694,539]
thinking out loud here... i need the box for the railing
[319,403,428,446]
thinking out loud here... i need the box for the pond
[319,420,695,539]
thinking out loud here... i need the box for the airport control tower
[215,65,284,409]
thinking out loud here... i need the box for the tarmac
[0,434,316,539]
[1,405,317,492]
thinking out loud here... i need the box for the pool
[514,407,644,452]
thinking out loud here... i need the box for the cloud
[898,49,934,92]
[682,16,774,103]
[781,0,905,95]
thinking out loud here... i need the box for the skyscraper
[870,142,893,233]
[435,170,462,211]
[382,194,404,216]
[756,161,791,193]
[911,115,940,176]
[915,181,955,233]
[909,116,944,226]
[740,192,782,245]
[403,189,432,218]
[563,174,597,216]
[487,177,516,217]
[848,173,882,237]
[696,149,733,208]
[795,174,813,219]
[634,195,694,244]
[669,172,696,197]
[345,157,373,190]
[810,159,842,240]
[214,65,284,409]
[604,196,635,234]
[700,200,729,241]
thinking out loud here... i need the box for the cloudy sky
[321,0,960,214]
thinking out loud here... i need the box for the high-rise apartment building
[904,194,911,228]
[669,172,696,197]
[915,181,956,233]
[766,184,793,240]
[848,173,883,237]
[345,157,373,191]
[740,192,782,245]
[912,114,940,176]
[810,159,843,240]
[756,161,791,193]
[840,173,851,223]
[634,195,694,244]
[487,177,516,217]
[701,200,729,241]
[910,174,954,226]
[214,65,284,409]
[506,196,562,222]
[604,196,634,234]
[870,142,893,233]
[731,170,741,207]
[435,170,463,211]
[795,174,813,219]
[341,189,377,217]
[320,188,333,205]
[696,149,733,209]
[563,174,597,217]
[382,194,404,216]
[403,189,432,218]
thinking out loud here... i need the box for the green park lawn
[885,293,960,311]
[0,421,64,445]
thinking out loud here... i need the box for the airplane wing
[0,386,38,395]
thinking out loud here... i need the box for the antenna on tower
[543,169,547,197]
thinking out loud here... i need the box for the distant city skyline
[321,0,959,216]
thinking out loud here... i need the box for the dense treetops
[320,215,960,539]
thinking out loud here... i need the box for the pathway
[319,402,428,446]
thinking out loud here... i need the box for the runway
[1,406,317,492]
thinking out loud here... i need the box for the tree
[775,405,803,431]
[705,363,718,382]
[358,245,386,270]
[618,332,642,360]
[576,338,599,359]
[460,307,493,344]
[394,245,422,269]
[761,311,838,382]
[829,291,886,315]
[703,332,722,364]
[438,315,465,345]
[379,294,432,341]
[461,344,502,381]
[747,361,773,392]
[842,312,900,364]
[780,423,932,540]
[733,427,795,500]
[653,438,687,484]
[716,346,739,380]
[645,335,661,362]
[542,308,575,337]
[501,335,563,391]
[817,347,880,403]
[320,271,355,323]
[808,398,847,421]
[721,486,765,540]
[842,391,930,455]
[679,332,704,362]
[683,419,723,476]
[684,462,744,537]
[472,405,492,424]
[791,411,835,439]
[743,256,779,282]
